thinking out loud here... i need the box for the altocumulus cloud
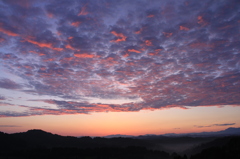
[0,0,240,117]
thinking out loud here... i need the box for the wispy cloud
[0,96,6,100]
[0,125,21,127]
[194,123,236,128]
[0,78,21,90]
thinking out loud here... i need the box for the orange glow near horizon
[1,106,240,136]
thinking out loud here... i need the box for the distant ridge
[104,127,240,138]
[162,127,240,137]
[103,134,135,138]
[0,129,153,150]
[1,127,239,138]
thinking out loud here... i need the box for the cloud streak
[0,125,21,127]
[0,0,240,117]
[194,123,236,128]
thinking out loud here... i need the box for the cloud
[110,31,127,43]
[0,125,21,127]
[78,3,88,16]
[24,37,63,51]
[0,24,19,36]
[0,78,21,90]
[74,53,95,58]
[194,123,236,128]
[0,0,240,117]
[0,96,6,100]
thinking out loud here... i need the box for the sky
[0,0,240,136]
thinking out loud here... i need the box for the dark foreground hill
[0,129,170,159]
[190,136,240,159]
[0,129,240,159]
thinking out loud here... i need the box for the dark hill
[1,129,240,159]
[0,130,170,159]
[190,136,240,159]
[185,135,240,156]
[218,127,240,135]
[11,129,79,149]
[1,129,154,149]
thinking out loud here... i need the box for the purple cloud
[0,0,240,117]
[0,78,21,90]
[0,96,5,100]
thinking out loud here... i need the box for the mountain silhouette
[0,128,240,159]
[190,136,240,159]
[1,129,153,149]
[0,129,169,159]
[144,127,240,138]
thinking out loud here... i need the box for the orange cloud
[29,50,45,56]
[163,32,173,37]
[147,14,155,18]
[179,26,190,31]
[0,24,19,36]
[135,28,143,34]
[128,49,141,53]
[78,4,88,16]
[110,31,127,43]
[123,53,129,57]
[26,38,51,47]
[145,40,153,46]
[60,57,74,64]
[47,13,53,18]
[65,44,75,50]
[148,49,162,56]
[155,49,162,52]
[148,52,155,56]
[198,16,208,26]
[43,58,55,62]
[71,21,81,27]
[52,47,63,51]
[198,16,204,24]
[74,53,95,58]
[25,38,63,51]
